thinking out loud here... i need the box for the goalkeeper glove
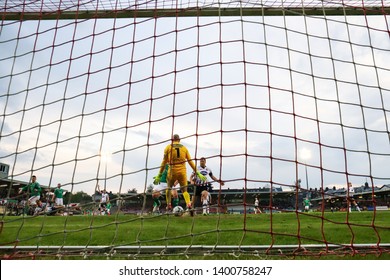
[196,171,207,182]
[153,173,162,185]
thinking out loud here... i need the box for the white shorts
[153,182,167,192]
[28,195,40,205]
[172,182,181,191]
[55,198,64,206]
[154,182,181,192]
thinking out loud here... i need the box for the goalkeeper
[154,134,206,215]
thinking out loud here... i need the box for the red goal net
[1,0,389,259]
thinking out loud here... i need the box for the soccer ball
[172,206,184,216]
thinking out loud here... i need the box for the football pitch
[1,211,390,259]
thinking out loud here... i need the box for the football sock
[183,191,191,205]
[172,198,179,207]
[153,198,161,207]
[165,189,171,205]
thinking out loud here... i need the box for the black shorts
[194,184,212,196]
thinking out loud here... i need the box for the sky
[0,1,390,195]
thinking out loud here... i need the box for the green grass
[1,211,390,259]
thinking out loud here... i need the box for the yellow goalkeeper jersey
[159,141,196,174]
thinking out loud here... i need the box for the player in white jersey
[191,157,224,213]
[254,196,262,214]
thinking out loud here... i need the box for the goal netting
[1,0,390,259]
